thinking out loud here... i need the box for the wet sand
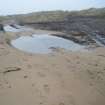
[0,30,105,105]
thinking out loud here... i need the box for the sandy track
[0,31,105,105]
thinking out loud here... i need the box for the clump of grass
[5,37,11,45]
[4,33,14,45]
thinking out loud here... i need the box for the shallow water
[11,34,84,54]
[4,25,21,32]
[4,25,33,32]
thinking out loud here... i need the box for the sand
[0,29,105,105]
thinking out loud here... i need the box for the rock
[0,24,4,31]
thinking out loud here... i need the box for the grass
[0,7,105,24]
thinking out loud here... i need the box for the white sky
[0,0,105,15]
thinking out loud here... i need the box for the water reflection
[11,34,84,54]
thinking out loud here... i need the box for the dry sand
[0,30,105,105]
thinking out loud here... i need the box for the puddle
[4,25,21,32]
[11,34,84,54]
[4,25,33,32]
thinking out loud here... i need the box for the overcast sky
[0,0,105,15]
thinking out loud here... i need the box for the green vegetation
[10,11,70,23]
[15,8,105,23]
[77,8,105,17]
[0,16,6,22]
[0,7,105,23]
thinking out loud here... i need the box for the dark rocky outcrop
[22,16,105,46]
[0,24,4,32]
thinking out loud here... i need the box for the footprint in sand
[0,83,3,88]
[59,103,65,105]
[43,84,50,93]
[24,75,28,79]
[37,72,46,78]
[27,64,32,69]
